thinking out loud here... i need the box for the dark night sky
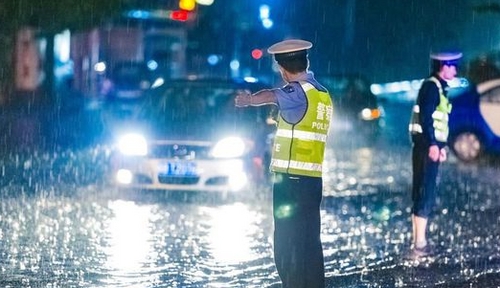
[196,0,500,83]
[274,0,496,83]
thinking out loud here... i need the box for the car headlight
[117,133,148,156]
[212,136,246,158]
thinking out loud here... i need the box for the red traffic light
[251,49,263,60]
[171,10,189,21]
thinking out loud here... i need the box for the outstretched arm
[235,89,278,107]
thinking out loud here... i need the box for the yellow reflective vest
[270,81,333,177]
[409,76,452,143]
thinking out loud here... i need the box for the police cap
[430,51,462,66]
[268,39,312,63]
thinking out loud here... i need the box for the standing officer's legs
[273,174,324,288]
[411,142,440,248]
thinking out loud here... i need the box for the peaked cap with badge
[430,51,462,66]
[267,39,312,64]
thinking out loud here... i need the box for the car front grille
[156,176,229,186]
[134,174,153,184]
[205,177,228,186]
[158,175,200,185]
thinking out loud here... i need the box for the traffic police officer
[235,39,332,288]
[409,51,462,257]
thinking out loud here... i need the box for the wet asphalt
[0,100,499,288]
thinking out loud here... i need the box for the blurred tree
[0,0,131,105]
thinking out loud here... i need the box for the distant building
[71,26,187,97]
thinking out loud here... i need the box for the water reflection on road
[0,187,279,288]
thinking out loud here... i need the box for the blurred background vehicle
[105,77,272,193]
[101,61,155,100]
[449,78,500,162]
[316,74,384,137]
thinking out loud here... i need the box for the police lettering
[312,122,328,130]
[274,143,281,152]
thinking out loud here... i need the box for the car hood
[110,118,259,144]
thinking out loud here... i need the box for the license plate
[159,161,197,177]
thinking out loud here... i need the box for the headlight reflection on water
[201,203,262,265]
[103,200,157,286]
[100,200,273,287]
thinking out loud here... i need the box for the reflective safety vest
[270,81,333,177]
[409,76,452,143]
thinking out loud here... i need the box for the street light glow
[262,18,273,29]
[259,5,270,20]
[196,0,214,5]
[94,62,106,73]
[230,59,240,71]
[259,5,273,29]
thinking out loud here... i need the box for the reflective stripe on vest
[275,129,328,142]
[271,159,323,173]
[408,123,423,134]
[270,81,332,177]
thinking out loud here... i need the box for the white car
[107,78,271,193]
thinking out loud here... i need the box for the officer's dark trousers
[272,173,325,288]
[411,141,440,218]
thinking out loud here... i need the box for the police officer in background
[235,39,333,288]
[408,51,462,257]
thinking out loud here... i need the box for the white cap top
[267,39,313,55]
[430,52,463,61]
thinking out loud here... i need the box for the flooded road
[1,101,500,288]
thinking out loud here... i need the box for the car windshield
[135,82,269,138]
[112,63,150,88]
